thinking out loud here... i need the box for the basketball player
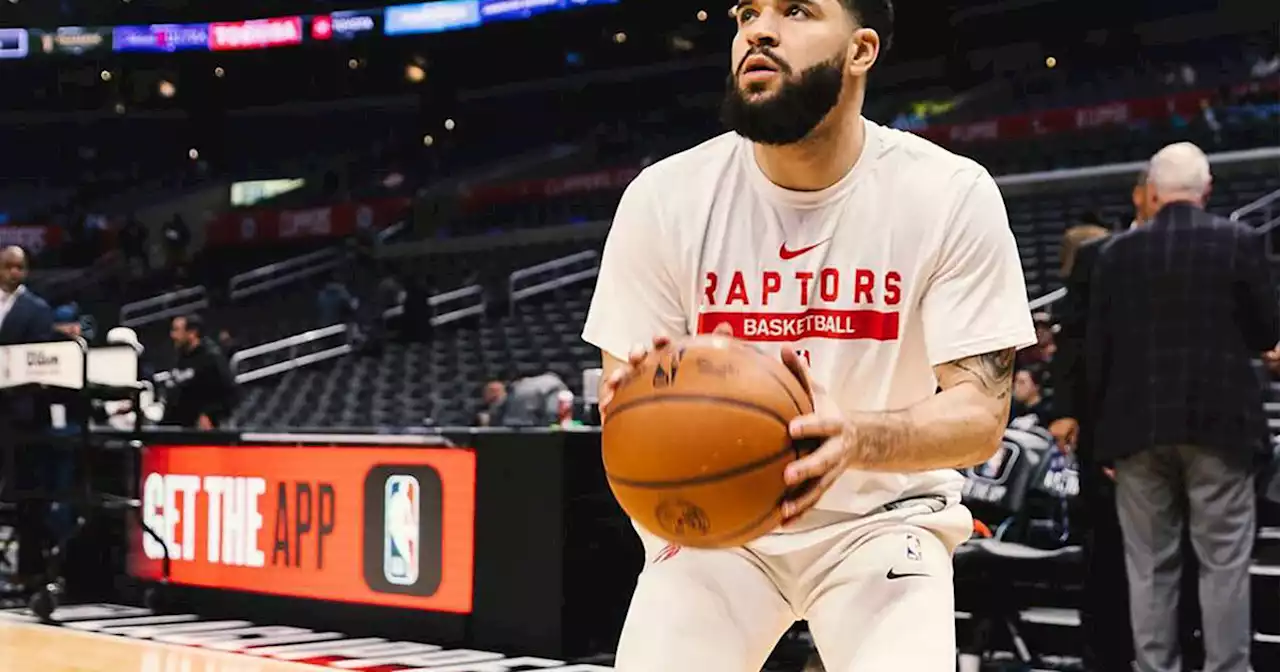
[582,1,1035,670]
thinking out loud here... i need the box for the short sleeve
[920,171,1036,366]
[581,170,688,360]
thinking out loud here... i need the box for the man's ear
[846,28,881,76]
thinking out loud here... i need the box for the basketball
[602,335,813,548]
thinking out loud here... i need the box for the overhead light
[697,10,708,21]
[422,135,434,147]
[348,58,360,70]
[214,66,225,78]
[188,148,199,160]
[113,103,126,115]
[1046,56,1058,68]
[405,63,425,83]
[100,70,112,82]
[444,118,455,131]
[158,80,176,98]
[613,31,627,44]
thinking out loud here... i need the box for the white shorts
[613,496,972,672]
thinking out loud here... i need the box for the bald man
[0,246,57,583]
[0,246,53,347]
[1087,143,1277,672]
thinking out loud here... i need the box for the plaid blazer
[1086,202,1279,464]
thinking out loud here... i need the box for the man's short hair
[1016,364,1045,388]
[840,0,895,53]
[181,313,205,336]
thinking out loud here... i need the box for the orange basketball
[602,335,813,548]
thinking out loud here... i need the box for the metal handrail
[236,345,352,384]
[996,146,1280,189]
[119,286,209,328]
[1028,287,1067,312]
[384,284,486,326]
[511,267,599,302]
[229,323,348,372]
[1232,187,1280,222]
[230,323,352,384]
[226,219,405,303]
[508,251,599,315]
[376,220,406,242]
[229,248,341,301]
[510,250,598,283]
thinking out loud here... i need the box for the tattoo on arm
[942,348,1016,401]
[844,348,1017,472]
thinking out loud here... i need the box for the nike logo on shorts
[778,239,831,260]
[885,568,929,580]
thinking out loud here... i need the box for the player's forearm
[844,384,1007,472]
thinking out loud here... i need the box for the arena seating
[220,152,1280,430]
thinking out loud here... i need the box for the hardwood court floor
[0,619,314,672]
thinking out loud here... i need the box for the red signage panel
[130,444,476,613]
[209,16,303,51]
[206,197,410,246]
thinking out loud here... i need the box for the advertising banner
[917,88,1217,144]
[209,16,303,51]
[36,26,111,56]
[206,197,409,246]
[0,28,29,60]
[479,0,616,23]
[458,166,640,210]
[112,23,210,53]
[130,444,477,613]
[384,0,482,36]
[310,10,380,41]
[0,225,62,254]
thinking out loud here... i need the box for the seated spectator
[1010,365,1055,429]
[480,373,571,427]
[218,328,238,361]
[476,380,507,427]
[317,273,358,326]
[1018,313,1057,367]
[552,390,586,430]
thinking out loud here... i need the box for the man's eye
[737,8,758,22]
[786,5,808,17]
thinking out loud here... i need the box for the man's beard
[720,53,845,146]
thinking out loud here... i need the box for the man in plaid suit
[1087,142,1277,672]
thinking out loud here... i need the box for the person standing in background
[0,245,57,583]
[1050,169,1157,672]
[162,314,236,430]
[1051,218,1126,670]
[1088,143,1277,672]
[0,246,54,348]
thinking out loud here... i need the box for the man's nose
[743,13,780,49]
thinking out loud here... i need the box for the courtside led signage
[0,28,28,59]
[311,10,379,41]
[38,26,110,55]
[113,23,210,52]
[130,444,476,613]
[209,16,303,51]
[480,0,616,22]
[384,0,481,36]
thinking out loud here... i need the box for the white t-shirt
[583,118,1035,546]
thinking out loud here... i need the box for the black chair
[955,427,1084,670]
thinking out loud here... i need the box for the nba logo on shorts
[905,533,923,562]
[384,475,419,585]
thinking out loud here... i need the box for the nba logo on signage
[384,475,419,585]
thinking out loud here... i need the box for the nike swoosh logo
[779,239,831,260]
[885,569,930,580]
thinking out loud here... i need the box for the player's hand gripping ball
[601,335,813,548]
